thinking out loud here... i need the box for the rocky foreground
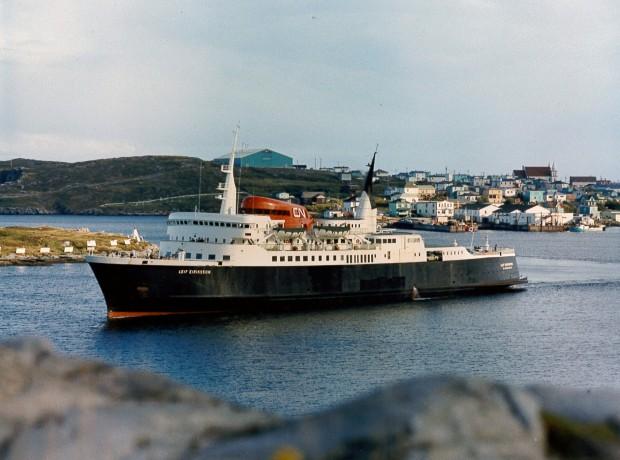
[1,338,619,460]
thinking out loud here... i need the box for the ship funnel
[355,149,378,233]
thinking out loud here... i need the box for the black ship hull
[88,256,526,319]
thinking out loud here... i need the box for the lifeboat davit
[240,196,314,230]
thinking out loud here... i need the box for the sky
[1,1,619,179]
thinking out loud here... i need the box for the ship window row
[346,254,376,264]
[368,238,397,244]
[167,252,229,261]
[184,253,217,260]
[270,254,346,263]
[169,220,254,228]
[269,253,377,264]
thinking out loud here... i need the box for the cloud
[0,132,141,162]
[1,0,619,178]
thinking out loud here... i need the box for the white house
[601,210,620,222]
[501,188,518,198]
[492,204,550,226]
[454,203,500,223]
[414,200,455,223]
[343,197,360,215]
[456,192,480,204]
[390,183,436,204]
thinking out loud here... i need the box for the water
[1,215,619,416]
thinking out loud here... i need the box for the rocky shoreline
[0,254,85,266]
[1,338,618,459]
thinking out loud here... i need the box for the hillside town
[347,164,619,232]
[228,149,619,232]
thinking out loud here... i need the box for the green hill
[0,156,387,215]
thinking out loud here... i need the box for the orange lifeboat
[240,196,314,230]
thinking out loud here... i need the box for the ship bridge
[165,212,277,245]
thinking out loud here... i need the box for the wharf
[478,223,568,232]
[390,219,477,233]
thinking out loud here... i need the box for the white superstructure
[92,141,515,270]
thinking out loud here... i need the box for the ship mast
[218,126,240,215]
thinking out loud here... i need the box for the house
[492,178,516,188]
[501,188,518,198]
[578,197,600,219]
[453,174,473,184]
[545,191,567,204]
[343,196,360,215]
[427,173,452,183]
[570,176,597,187]
[213,148,293,168]
[388,199,411,217]
[454,203,500,223]
[374,169,390,178]
[523,190,545,204]
[275,192,291,201]
[601,210,620,222]
[456,191,481,204]
[492,204,550,226]
[482,187,504,205]
[414,200,455,223]
[408,170,429,182]
[300,191,326,205]
[472,176,487,187]
[513,165,557,182]
[391,183,436,203]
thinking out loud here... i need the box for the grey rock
[527,385,620,459]
[2,337,620,460]
[196,376,545,460]
[0,338,277,460]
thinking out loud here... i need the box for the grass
[0,226,150,257]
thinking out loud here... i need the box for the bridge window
[318,256,322,261]
[186,253,192,259]
[311,256,315,261]
[280,256,285,262]
[272,256,277,262]
[303,256,308,261]
[196,253,202,260]
[208,254,215,260]
[223,255,230,261]
[326,255,330,261]
[288,256,293,262]
[295,256,300,261]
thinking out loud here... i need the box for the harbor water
[1,215,619,416]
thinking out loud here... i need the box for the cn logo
[292,207,307,218]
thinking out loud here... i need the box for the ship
[87,131,527,319]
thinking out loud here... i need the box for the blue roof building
[213,148,293,168]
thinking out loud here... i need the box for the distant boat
[569,224,605,232]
